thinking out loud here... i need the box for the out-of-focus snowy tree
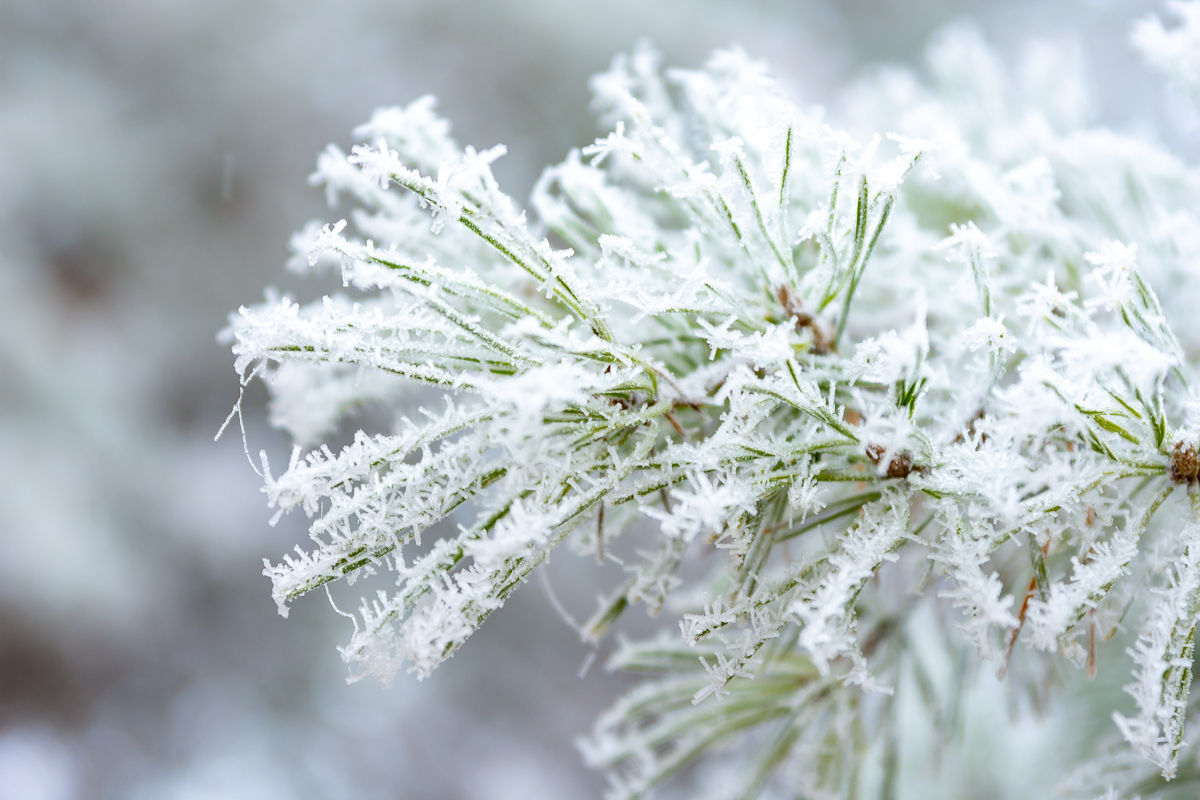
[1133,1,1200,105]
[1,0,1193,798]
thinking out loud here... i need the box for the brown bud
[1170,440,1200,485]
[776,284,833,355]
[865,443,913,479]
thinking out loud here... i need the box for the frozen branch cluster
[228,19,1200,799]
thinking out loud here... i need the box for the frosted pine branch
[228,24,1200,799]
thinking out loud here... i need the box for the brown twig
[997,573,1038,681]
[665,411,687,440]
[998,538,1049,680]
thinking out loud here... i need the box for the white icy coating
[230,25,1200,800]
[1114,519,1200,779]
[789,489,909,675]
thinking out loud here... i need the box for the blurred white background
[0,1,1188,797]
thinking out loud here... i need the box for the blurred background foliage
[0,1,1192,797]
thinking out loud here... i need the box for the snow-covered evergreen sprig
[228,27,1200,798]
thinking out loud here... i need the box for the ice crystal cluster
[227,11,1200,799]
